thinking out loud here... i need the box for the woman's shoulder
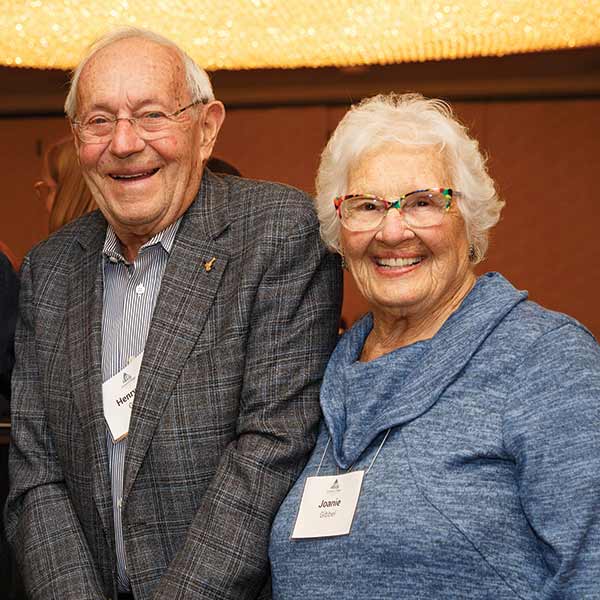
[475,272,596,349]
[504,295,596,350]
[461,275,600,415]
[491,294,600,434]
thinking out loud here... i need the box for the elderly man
[5,28,341,600]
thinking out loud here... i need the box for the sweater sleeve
[503,322,600,599]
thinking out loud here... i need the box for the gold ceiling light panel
[1,0,599,69]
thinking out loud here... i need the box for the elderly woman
[269,93,600,598]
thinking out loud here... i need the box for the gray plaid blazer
[5,170,342,600]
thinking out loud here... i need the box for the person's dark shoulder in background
[0,250,19,418]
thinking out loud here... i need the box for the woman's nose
[375,208,415,244]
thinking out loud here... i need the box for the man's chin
[104,206,167,236]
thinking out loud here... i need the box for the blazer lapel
[67,212,114,534]
[123,171,231,500]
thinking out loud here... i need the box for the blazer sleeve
[152,200,342,599]
[503,322,600,599]
[4,257,105,599]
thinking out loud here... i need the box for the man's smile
[108,167,160,181]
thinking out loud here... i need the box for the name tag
[102,353,143,442]
[291,470,364,539]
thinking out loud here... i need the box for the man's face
[74,37,222,245]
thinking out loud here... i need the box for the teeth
[376,257,422,268]
[111,169,158,180]
[114,173,146,179]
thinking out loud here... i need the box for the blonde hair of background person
[37,137,96,233]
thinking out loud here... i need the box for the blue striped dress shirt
[101,219,180,591]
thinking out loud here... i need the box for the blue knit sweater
[269,272,600,599]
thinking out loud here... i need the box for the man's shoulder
[26,210,106,267]
[213,174,318,233]
[218,173,312,204]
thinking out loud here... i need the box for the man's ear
[199,101,226,161]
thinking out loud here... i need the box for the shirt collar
[102,218,182,263]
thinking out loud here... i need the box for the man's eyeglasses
[334,188,458,232]
[71,101,203,143]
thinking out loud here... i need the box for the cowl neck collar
[321,272,527,469]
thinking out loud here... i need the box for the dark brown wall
[1,98,599,338]
[478,100,600,332]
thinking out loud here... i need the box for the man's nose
[375,208,415,244]
[108,118,146,157]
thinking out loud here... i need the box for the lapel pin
[203,257,217,272]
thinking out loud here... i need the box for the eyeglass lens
[76,102,198,143]
[340,190,450,231]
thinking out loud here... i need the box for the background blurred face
[341,143,474,323]
[74,37,212,242]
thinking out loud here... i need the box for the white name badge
[291,470,364,539]
[102,353,143,442]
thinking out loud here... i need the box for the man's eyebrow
[131,98,171,108]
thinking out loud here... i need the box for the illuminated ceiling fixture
[1,0,599,70]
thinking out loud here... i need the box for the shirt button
[135,283,145,295]
[117,498,123,510]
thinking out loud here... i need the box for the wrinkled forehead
[76,37,188,112]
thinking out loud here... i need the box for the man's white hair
[64,27,215,119]
[315,93,504,263]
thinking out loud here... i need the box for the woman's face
[340,143,474,323]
